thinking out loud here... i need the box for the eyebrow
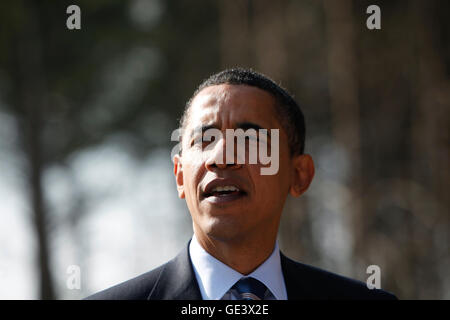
[188,121,271,140]
[188,124,217,140]
[236,122,266,133]
[236,122,271,139]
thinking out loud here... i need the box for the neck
[193,227,278,275]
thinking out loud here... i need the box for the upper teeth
[212,186,239,193]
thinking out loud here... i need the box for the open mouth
[203,185,247,202]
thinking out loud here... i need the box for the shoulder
[281,254,397,300]
[84,242,201,300]
[84,264,166,300]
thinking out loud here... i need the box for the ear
[173,154,185,199]
[289,154,315,197]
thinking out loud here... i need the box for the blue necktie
[232,277,268,300]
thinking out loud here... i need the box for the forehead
[186,84,279,129]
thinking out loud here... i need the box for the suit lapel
[146,244,315,300]
[280,252,312,300]
[147,242,202,300]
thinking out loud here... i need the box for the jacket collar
[147,241,202,300]
[280,252,320,299]
[146,241,308,300]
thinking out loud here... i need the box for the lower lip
[203,192,247,204]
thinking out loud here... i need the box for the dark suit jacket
[86,242,397,300]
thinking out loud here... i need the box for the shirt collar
[247,241,287,300]
[189,234,287,300]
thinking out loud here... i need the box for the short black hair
[180,68,306,156]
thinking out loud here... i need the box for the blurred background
[0,0,448,300]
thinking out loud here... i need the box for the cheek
[182,160,204,199]
[250,164,291,202]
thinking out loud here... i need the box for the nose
[205,135,242,171]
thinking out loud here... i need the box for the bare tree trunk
[218,0,251,68]
[14,3,55,299]
[251,0,288,80]
[24,98,54,300]
[323,0,361,273]
[410,0,450,299]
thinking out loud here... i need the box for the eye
[190,136,201,147]
[189,134,215,148]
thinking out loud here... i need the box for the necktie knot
[232,277,268,300]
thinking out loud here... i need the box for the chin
[202,216,246,241]
[200,198,251,214]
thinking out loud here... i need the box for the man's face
[174,84,306,243]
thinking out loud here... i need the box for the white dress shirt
[189,234,288,300]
